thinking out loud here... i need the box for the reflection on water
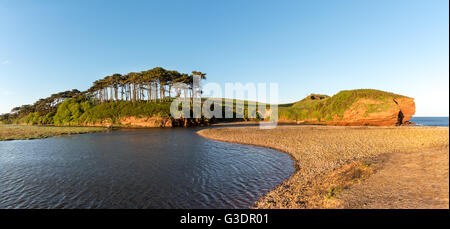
[0,128,294,209]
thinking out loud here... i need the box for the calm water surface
[0,128,294,209]
[411,117,449,127]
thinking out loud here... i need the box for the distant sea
[410,117,449,127]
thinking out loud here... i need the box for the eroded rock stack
[279,89,416,126]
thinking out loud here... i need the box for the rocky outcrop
[326,97,416,126]
[119,117,168,127]
[84,116,210,128]
[394,97,416,125]
[280,89,416,126]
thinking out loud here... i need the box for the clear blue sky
[0,0,448,116]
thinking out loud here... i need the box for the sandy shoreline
[197,125,449,209]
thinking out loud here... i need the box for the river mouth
[0,128,294,209]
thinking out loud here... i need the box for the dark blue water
[0,128,294,209]
[410,117,449,127]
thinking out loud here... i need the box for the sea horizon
[411,116,449,127]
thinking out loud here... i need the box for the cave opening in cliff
[396,111,404,126]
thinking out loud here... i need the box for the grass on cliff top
[279,89,410,121]
[0,124,106,141]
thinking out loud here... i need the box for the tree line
[1,89,82,121]
[87,67,206,104]
[0,67,206,122]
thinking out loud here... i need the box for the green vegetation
[0,70,407,127]
[50,98,173,125]
[279,89,409,122]
[76,100,172,124]
[0,125,105,141]
[325,187,340,199]
[1,97,265,127]
[0,64,266,126]
[0,67,207,125]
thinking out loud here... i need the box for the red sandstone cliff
[280,90,416,126]
[327,97,416,126]
[84,117,208,128]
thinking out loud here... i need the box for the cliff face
[84,117,209,128]
[279,89,416,126]
[329,97,416,126]
[394,97,416,124]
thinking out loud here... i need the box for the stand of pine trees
[0,67,206,125]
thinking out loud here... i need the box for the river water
[0,128,294,209]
